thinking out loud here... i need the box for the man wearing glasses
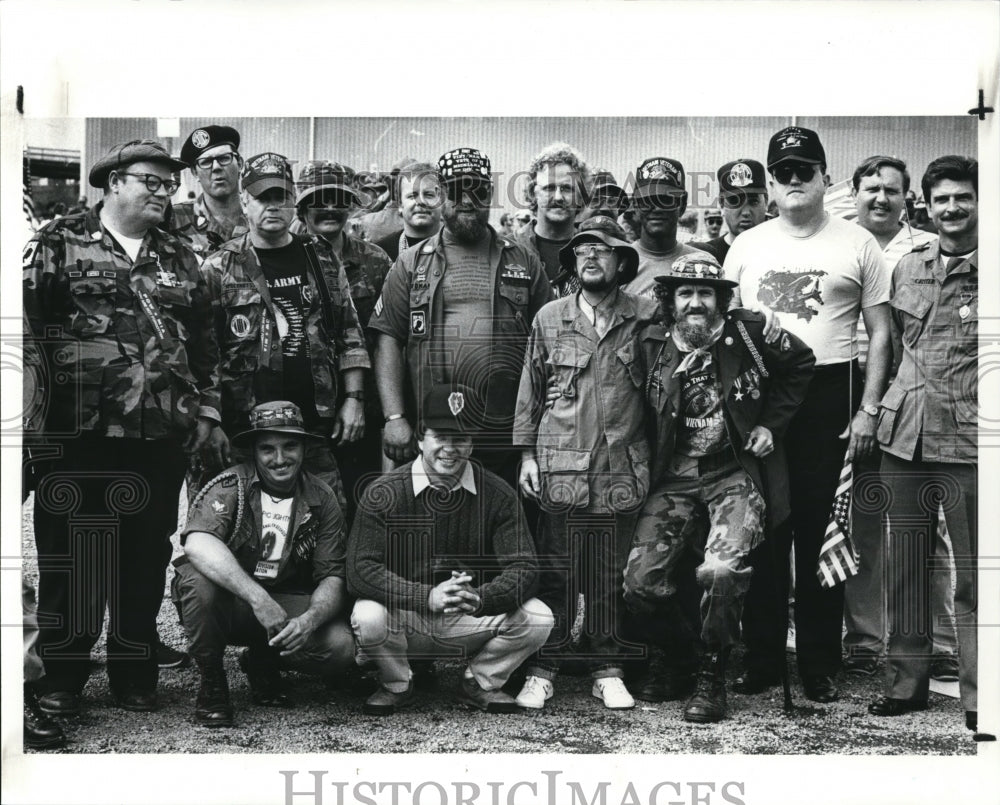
[23,139,222,714]
[199,153,369,517]
[370,148,551,488]
[724,126,892,704]
[621,157,711,300]
[692,160,769,269]
[171,125,247,260]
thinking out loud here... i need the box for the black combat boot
[195,662,234,727]
[24,683,66,749]
[683,650,728,723]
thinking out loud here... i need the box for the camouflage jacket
[201,232,370,431]
[641,310,815,529]
[22,204,221,440]
[169,195,248,261]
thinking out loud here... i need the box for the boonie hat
[231,401,324,448]
[559,215,639,285]
[88,139,187,188]
[766,126,826,169]
[654,252,738,289]
[240,153,295,198]
[295,161,359,206]
[180,125,241,167]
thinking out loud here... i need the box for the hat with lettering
[559,215,639,285]
[438,148,492,186]
[718,159,767,194]
[766,126,826,169]
[420,383,477,434]
[654,252,737,290]
[634,157,687,202]
[240,152,295,198]
[295,161,359,207]
[180,125,241,167]
[231,401,324,448]
[88,139,187,188]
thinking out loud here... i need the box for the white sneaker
[591,677,635,710]
[515,675,554,709]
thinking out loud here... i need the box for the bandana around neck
[671,321,725,376]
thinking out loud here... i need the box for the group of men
[22,120,979,748]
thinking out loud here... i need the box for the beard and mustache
[673,307,725,349]
[443,204,491,244]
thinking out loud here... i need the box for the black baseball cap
[767,126,826,169]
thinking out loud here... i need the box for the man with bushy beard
[369,148,551,488]
[621,253,814,723]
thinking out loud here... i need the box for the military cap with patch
[180,125,241,167]
[240,152,295,198]
[766,126,826,169]
[438,148,492,185]
[634,157,687,201]
[717,158,766,194]
[295,161,359,206]
[88,139,188,188]
[559,215,639,285]
[231,400,324,448]
[421,383,477,434]
[654,252,737,289]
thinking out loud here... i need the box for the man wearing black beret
[171,124,247,259]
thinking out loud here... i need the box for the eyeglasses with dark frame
[770,163,819,185]
[194,152,240,171]
[119,172,181,195]
[573,244,615,258]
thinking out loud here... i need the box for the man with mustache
[295,161,393,520]
[171,124,248,261]
[691,159,769,265]
[369,148,551,488]
[23,139,221,715]
[622,254,814,722]
[513,142,591,296]
[869,156,979,731]
[724,126,892,704]
[513,216,656,710]
[200,153,369,521]
[842,155,952,679]
[622,157,711,300]
[173,401,356,726]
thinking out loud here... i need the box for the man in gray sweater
[347,383,554,715]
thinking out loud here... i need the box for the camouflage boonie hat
[654,253,737,289]
[231,401,324,448]
[89,139,187,188]
[296,161,359,207]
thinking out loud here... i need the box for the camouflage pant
[623,463,765,651]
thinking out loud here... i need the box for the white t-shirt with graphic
[725,215,889,366]
[256,493,293,581]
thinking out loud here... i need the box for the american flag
[816,453,860,588]
[23,153,38,230]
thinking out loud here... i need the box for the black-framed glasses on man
[119,172,181,195]
[573,244,614,258]
[195,152,240,171]
[770,163,818,185]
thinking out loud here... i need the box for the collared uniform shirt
[182,462,346,594]
[200,232,370,432]
[513,291,659,512]
[22,204,221,440]
[169,195,248,261]
[878,241,977,464]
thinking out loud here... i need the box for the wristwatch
[384,413,405,423]
[860,404,879,416]
[344,390,365,402]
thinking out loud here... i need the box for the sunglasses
[443,179,492,205]
[706,217,723,224]
[195,152,240,170]
[771,163,818,185]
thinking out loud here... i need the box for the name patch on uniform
[912,279,936,285]
[230,313,252,338]
[254,560,279,580]
[411,310,426,335]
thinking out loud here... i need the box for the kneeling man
[173,401,356,726]
[348,384,554,715]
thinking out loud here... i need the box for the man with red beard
[370,148,551,488]
[692,159,768,265]
[622,253,814,722]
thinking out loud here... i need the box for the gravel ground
[20,494,977,756]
